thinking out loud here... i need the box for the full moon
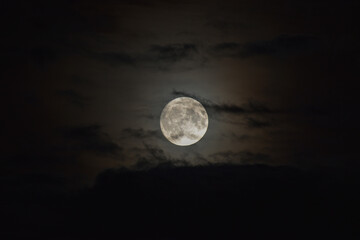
[160,97,208,146]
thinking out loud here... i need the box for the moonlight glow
[160,97,208,146]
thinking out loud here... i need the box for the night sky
[2,0,360,239]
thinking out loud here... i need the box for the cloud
[127,142,269,170]
[133,143,191,170]
[142,43,206,71]
[60,125,122,155]
[143,143,168,162]
[172,90,273,115]
[171,90,275,127]
[149,43,198,62]
[139,114,159,120]
[172,90,277,128]
[90,43,205,71]
[0,173,68,198]
[210,150,270,164]
[93,52,135,66]
[211,35,319,58]
[56,89,90,108]
[118,128,210,169]
[222,133,251,142]
[213,42,240,51]
[120,128,163,140]
[3,123,122,173]
[86,35,317,67]
[3,163,359,239]
[245,117,271,128]
[205,20,249,34]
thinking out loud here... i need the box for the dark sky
[3,0,359,185]
[1,0,360,238]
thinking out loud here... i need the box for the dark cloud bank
[1,165,359,239]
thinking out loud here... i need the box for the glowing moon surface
[160,97,208,146]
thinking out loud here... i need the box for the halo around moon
[160,97,208,146]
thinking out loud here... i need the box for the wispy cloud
[56,89,91,108]
[60,125,122,155]
[210,150,270,164]
[120,128,163,140]
[172,90,275,128]
[211,35,319,58]
[172,90,273,114]
[149,43,198,62]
